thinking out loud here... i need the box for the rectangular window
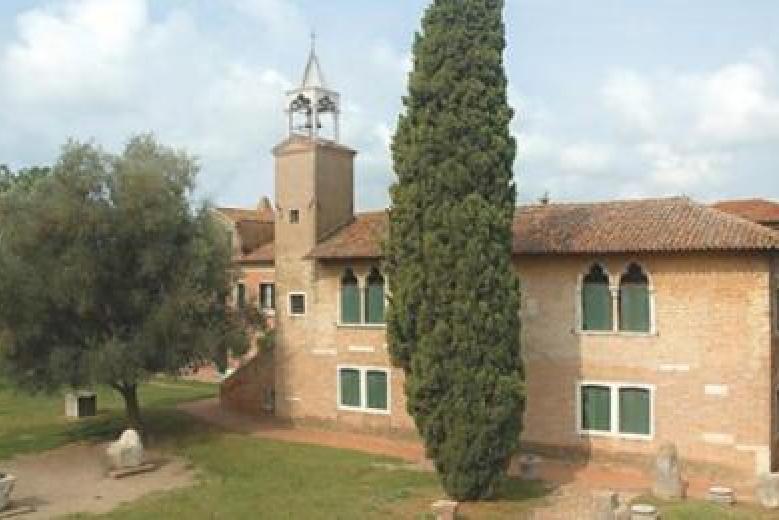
[260,283,275,310]
[337,366,390,414]
[366,370,388,410]
[581,385,611,432]
[339,369,361,408]
[289,293,306,316]
[341,284,361,324]
[236,283,246,309]
[578,382,653,439]
[618,387,651,435]
[582,284,613,331]
[619,285,650,332]
[289,209,300,224]
[365,285,385,324]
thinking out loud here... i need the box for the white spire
[301,31,326,88]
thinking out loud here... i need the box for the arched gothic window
[365,268,386,324]
[582,264,612,331]
[340,268,360,324]
[619,263,651,332]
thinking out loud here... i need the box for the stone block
[707,486,735,505]
[0,474,15,511]
[630,503,658,519]
[431,499,458,520]
[756,473,779,509]
[106,429,143,469]
[652,442,684,500]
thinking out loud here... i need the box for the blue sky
[0,1,778,210]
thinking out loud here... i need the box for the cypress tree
[385,0,525,500]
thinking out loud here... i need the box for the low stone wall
[220,348,275,416]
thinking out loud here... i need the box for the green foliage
[0,135,257,427]
[0,164,51,193]
[384,0,525,500]
[0,376,215,461]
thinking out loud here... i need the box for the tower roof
[301,34,326,88]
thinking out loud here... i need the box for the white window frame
[336,365,391,415]
[336,267,387,329]
[576,381,655,441]
[575,261,657,337]
[288,291,307,317]
[259,282,275,315]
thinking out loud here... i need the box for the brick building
[217,48,779,480]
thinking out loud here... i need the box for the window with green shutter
[582,264,612,331]
[237,283,246,309]
[339,368,361,408]
[619,264,650,332]
[581,385,611,431]
[366,370,388,410]
[365,268,385,324]
[619,387,651,435]
[340,269,360,324]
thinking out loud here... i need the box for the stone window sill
[336,323,387,330]
[575,329,658,338]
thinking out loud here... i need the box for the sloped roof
[712,199,779,224]
[307,197,779,259]
[236,241,274,264]
[215,207,274,224]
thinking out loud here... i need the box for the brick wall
[251,250,775,478]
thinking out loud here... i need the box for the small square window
[289,293,306,316]
[289,209,300,224]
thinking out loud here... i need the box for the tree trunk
[119,383,143,433]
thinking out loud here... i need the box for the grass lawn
[66,410,549,520]
[0,376,216,460]
[2,376,774,519]
[632,494,775,520]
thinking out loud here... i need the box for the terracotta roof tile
[215,206,274,224]
[712,199,779,224]
[307,197,779,259]
[236,241,274,264]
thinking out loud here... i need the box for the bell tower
[272,37,356,419]
[285,33,341,143]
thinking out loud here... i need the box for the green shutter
[237,283,246,309]
[581,385,611,431]
[340,369,361,407]
[619,387,651,435]
[365,284,385,324]
[620,285,650,332]
[366,371,388,410]
[341,284,360,323]
[582,283,612,331]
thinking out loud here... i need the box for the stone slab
[108,462,157,479]
[0,504,35,519]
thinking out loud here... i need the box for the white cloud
[639,142,731,192]
[602,69,658,133]
[228,0,304,38]
[693,61,779,143]
[2,0,148,105]
[0,0,303,205]
[559,142,612,174]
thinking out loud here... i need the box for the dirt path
[1,443,194,519]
